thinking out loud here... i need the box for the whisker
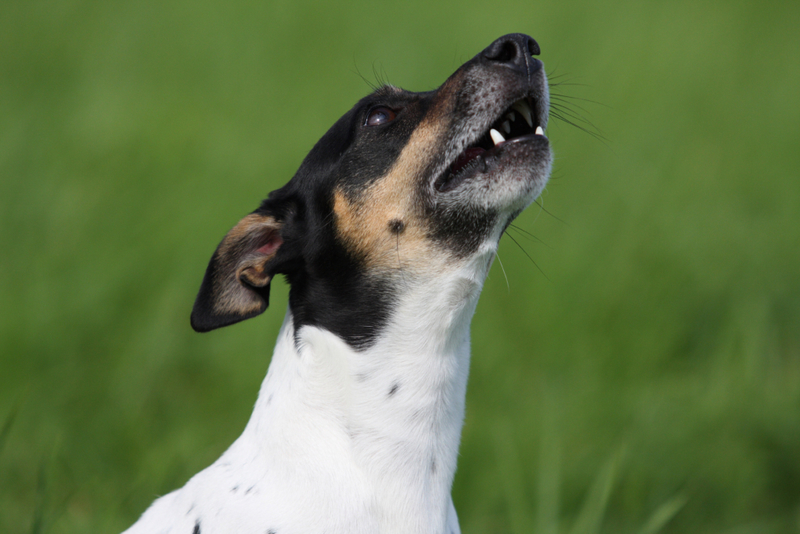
[548,80,591,88]
[549,96,595,117]
[494,252,511,291]
[550,93,611,108]
[395,233,408,288]
[549,110,608,145]
[551,103,597,130]
[532,199,570,227]
[507,224,551,248]
[503,231,550,281]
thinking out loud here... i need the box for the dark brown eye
[366,107,396,126]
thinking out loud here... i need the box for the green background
[2,0,799,532]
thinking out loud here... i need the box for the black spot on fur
[267,530,277,534]
[246,485,256,495]
[231,485,239,493]
[247,90,428,351]
[388,219,406,234]
[190,34,551,347]
[388,383,400,397]
[431,458,437,474]
[193,520,201,534]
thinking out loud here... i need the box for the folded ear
[191,213,283,332]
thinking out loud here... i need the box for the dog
[124,33,551,534]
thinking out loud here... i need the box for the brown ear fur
[191,214,283,332]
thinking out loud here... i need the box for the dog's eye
[366,107,396,127]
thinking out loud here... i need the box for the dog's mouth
[434,97,545,193]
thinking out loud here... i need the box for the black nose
[481,33,541,71]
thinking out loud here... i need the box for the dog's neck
[235,253,493,533]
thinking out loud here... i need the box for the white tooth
[490,128,506,145]
[512,100,534,127]
[502,120,511,134]
[535,126,544,136]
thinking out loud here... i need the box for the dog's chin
[434,134,552,213]
[433,90,551,206]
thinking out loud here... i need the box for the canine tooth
[490,128,505,145]
[502,121,511,134]
[535,126,544,136]
[512,100,533,127]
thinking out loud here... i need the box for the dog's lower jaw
[128,260,490,534]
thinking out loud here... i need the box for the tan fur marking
[332,68,475,271]
[333,106,454,272]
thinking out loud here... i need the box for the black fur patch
[428,204,498,258]
[237,91,431,349]
[192,33,551,348]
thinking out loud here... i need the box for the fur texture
[125,33,552,534]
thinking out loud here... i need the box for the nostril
[482,34,541,67]
[527,37,540,56]
[489,41,519,63]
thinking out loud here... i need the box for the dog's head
[191,34,552,348]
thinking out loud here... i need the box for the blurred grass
[1,0,799,532]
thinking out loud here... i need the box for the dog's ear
[191,213,284,332]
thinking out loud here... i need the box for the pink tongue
[451,147,486,174]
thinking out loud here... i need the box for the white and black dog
[125,33,551,534]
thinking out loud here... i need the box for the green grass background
[2,0,799,532]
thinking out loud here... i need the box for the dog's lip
[435,132,548,192]
[434,96,548,192]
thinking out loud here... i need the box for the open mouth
[434,97,545,192]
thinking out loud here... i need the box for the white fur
[125,247,498,534]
